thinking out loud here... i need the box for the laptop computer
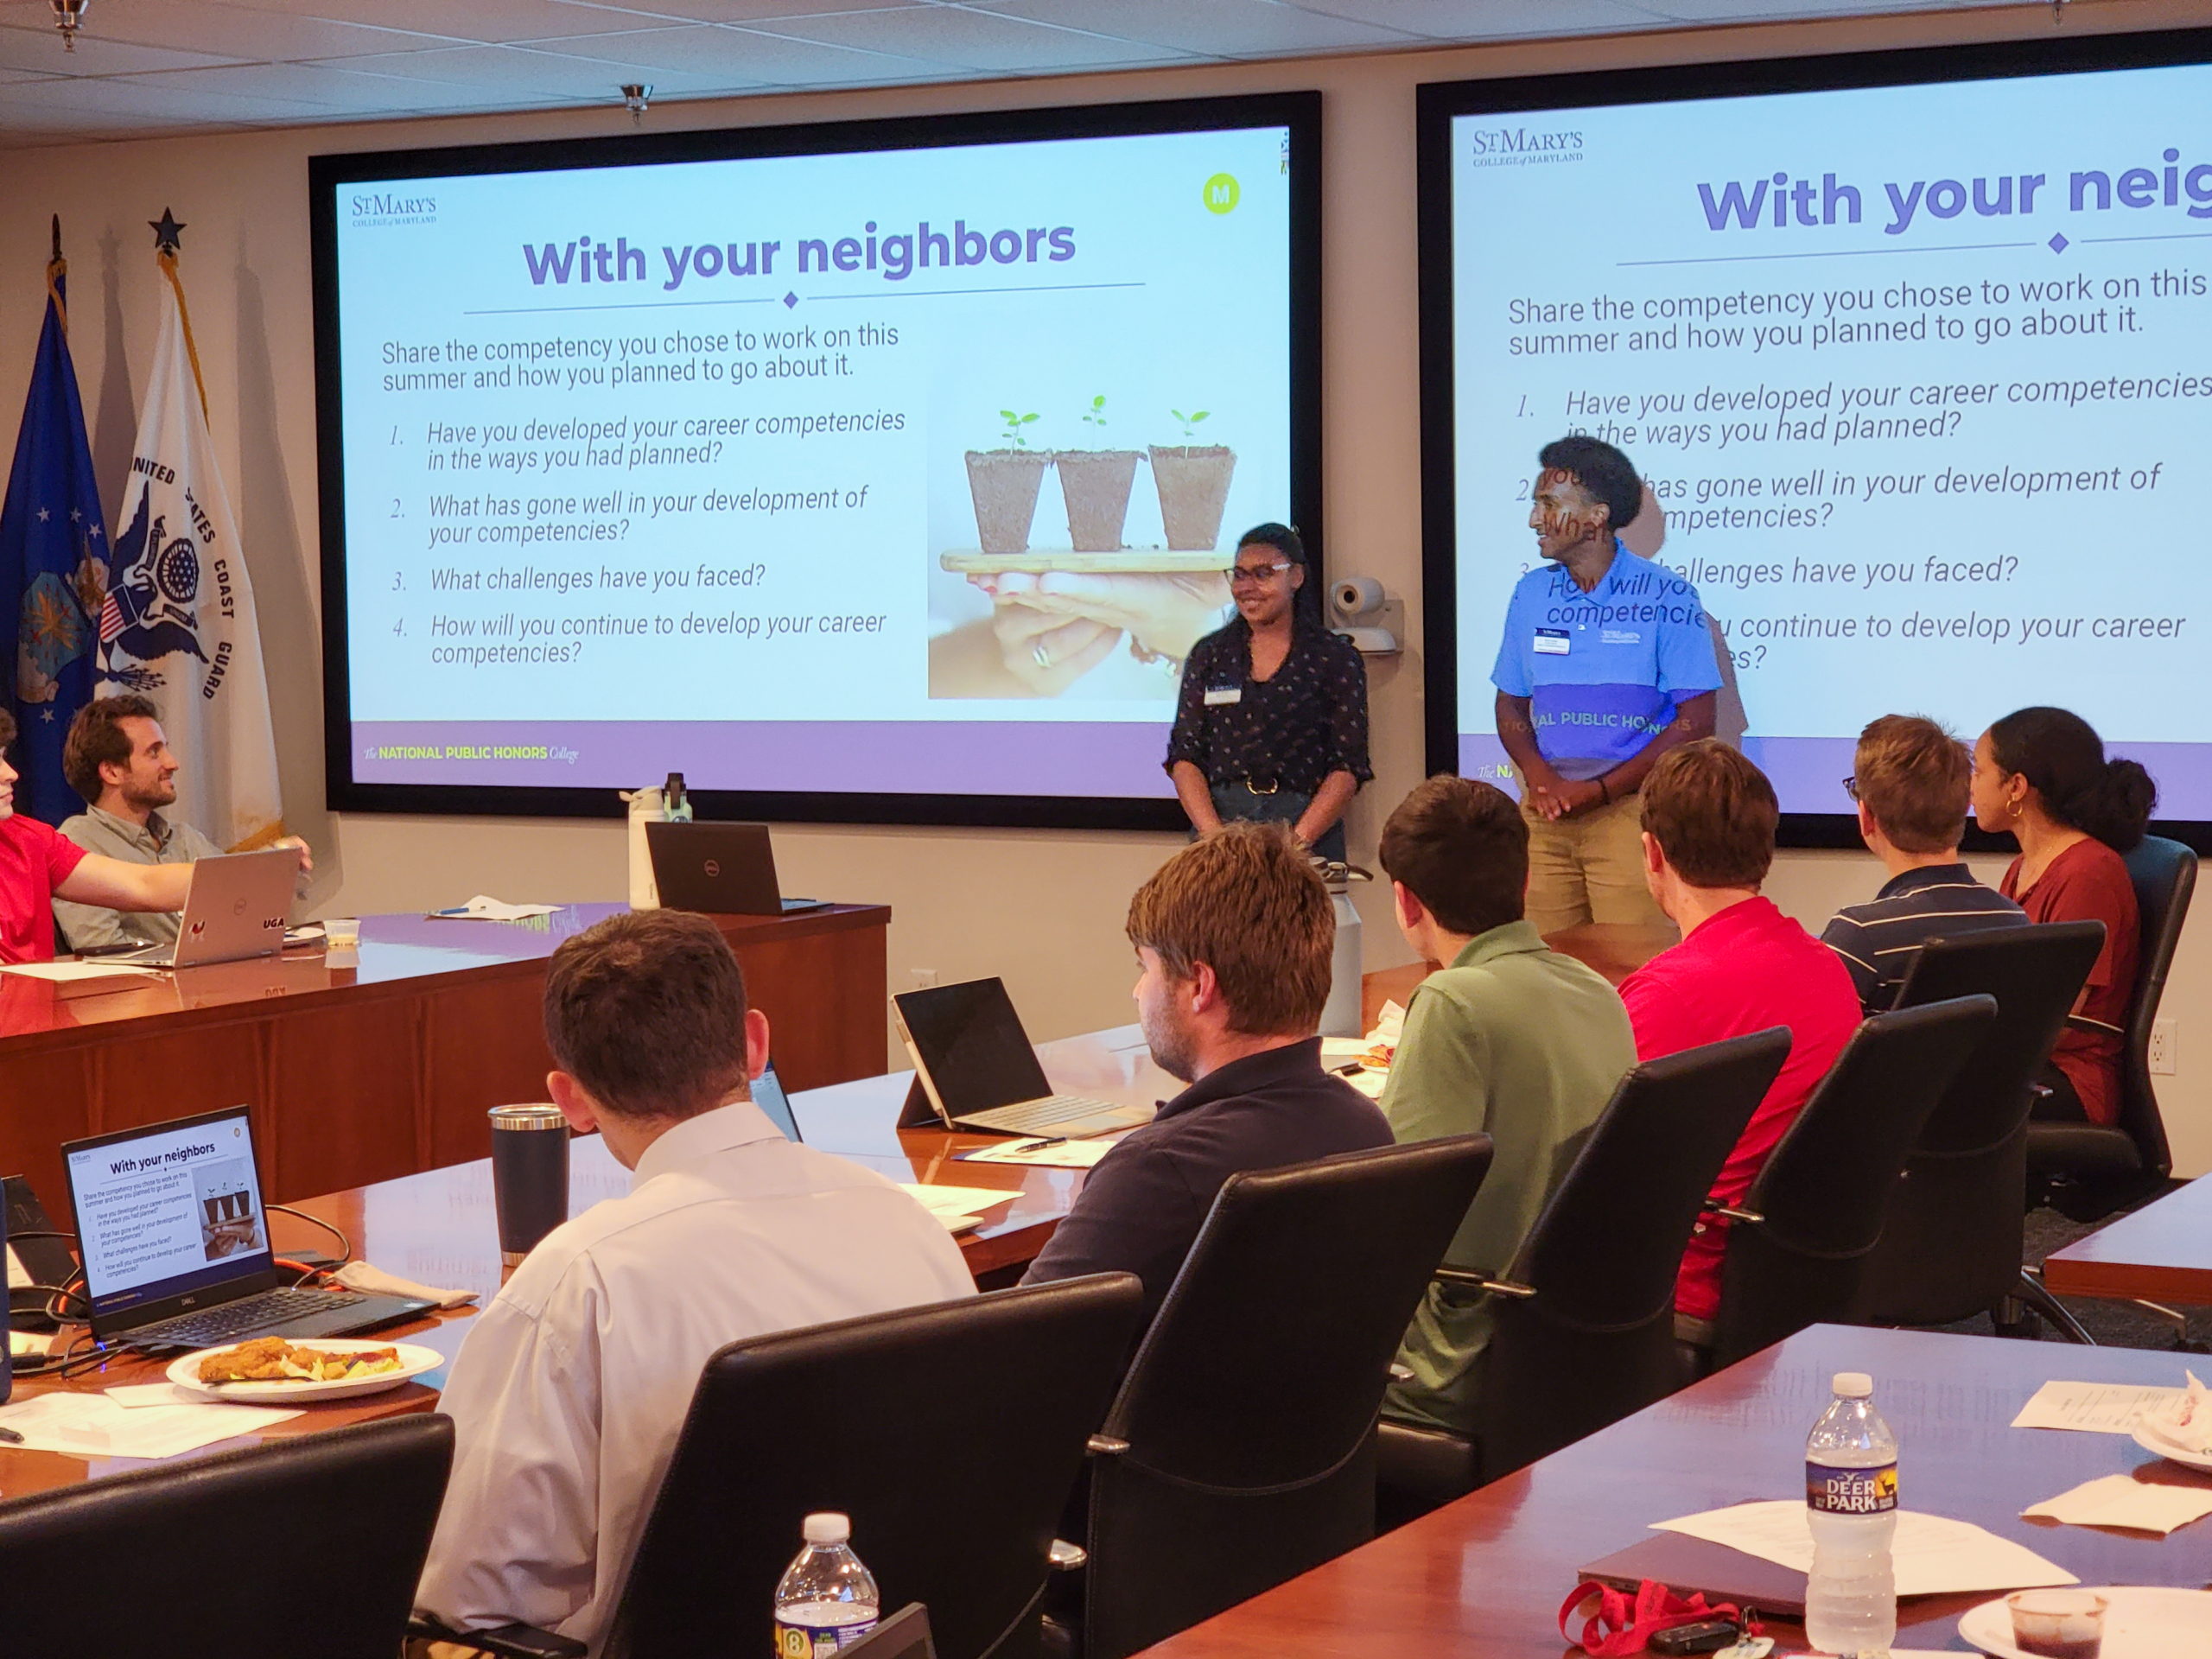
[752,1059,801,1143]
[61,1105,434,1352]
[103,846,299,969]
[891,978,1152,1138]
[645,821,830,916]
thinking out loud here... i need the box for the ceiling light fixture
[621,83,652,125]
[50,0,88,52]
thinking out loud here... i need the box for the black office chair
[1373,1029,1790,1522]
[1071,1135,1494,1659]
[2026,836,2195,1217]
[0,1414,452,1659]
[417,1275,1142,1659]
[1700,996,1997,1370]
[1860,922,2105,1342]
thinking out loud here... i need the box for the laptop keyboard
[963,1094,1138,1133]
[134,1287,368,1349]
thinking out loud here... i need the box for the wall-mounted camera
[1328,575,1402,656]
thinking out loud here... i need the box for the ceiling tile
[0,21,250,74]
[552,0,943,22]
[568,23,951,86]
[12,0,464,62]
[749,5,1200,72]
[965,0,1425,58]
[1284,0,1669,40]
[1636,0,1972,16]
[516,22,847,79]
[0,70,339,121]
[231,0,657,46]
[302,41,730,97]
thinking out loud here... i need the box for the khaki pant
[1519,786,1669,934]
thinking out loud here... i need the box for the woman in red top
[1967,707,2156,1126]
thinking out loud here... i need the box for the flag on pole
[99,208,284,850]
[0,217,111,821]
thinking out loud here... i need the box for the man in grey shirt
[53,695,304,950]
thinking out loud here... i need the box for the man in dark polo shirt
[1020,823,1390,1333]
[1821,714,2025,1012]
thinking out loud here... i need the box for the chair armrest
[1048,1539,1089,1570]
[408,1615,588,1658]
[2065,1013,2125,1039]
[1700,1198,1764,1224]
[1085,1433,1129,1456]
[1433,1265,1533,1299]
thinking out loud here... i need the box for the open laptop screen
[752,1061,802,1143]
[893,979,1053,1115]
[63,1107,274,1325]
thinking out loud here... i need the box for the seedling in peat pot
[1171,408,1210,441]
[1081,395,1108,429]
[1000,410,1040,448]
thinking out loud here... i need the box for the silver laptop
[109,847,297,969]
[892,977,1152,1138]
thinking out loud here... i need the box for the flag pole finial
[149,207,185,257]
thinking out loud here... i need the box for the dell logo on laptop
[703,859,721,878]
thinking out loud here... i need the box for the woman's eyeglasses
[1226,559,1293,586]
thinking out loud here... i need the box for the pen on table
[1006,1136,1070,1153]
[0,1426,24,1445]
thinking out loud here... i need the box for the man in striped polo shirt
[1821,714,2026,1012]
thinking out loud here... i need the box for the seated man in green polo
[1376,774,1637,1431]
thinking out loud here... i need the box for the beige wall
[5,0,2210,1173]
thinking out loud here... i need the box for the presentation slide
[316,102,1311,817]
[1435,46,2212,822]
[67,1115,269,1313]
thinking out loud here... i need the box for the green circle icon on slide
[1202,173,1241,214]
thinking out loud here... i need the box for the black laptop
[892,978,1152,1138]
[61,1105,433,1352]
[645,821,830,916]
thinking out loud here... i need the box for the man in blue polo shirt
[1494,436,1721,932]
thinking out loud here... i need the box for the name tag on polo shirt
[1204,685,1243,705]
[1533,626,1570,656]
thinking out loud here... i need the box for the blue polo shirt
[1491,543,1721,780]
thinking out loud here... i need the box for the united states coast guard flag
[101,212,284,849]
[0,219,111,821]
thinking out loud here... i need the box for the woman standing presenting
[1166,524,1370,862]
[1968,706,2157,1125]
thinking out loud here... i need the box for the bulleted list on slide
[1450,61,2212,813]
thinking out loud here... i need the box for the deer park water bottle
[773,1512,880,1659]
[1804,1370,1898,1659]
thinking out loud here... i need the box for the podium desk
[0,1020,1174,1501]
[2043,1172,2212,1307]
[0,902,888,1218]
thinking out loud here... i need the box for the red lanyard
[1557,1580,1752,1656]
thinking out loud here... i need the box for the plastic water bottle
[773,1512,880,1659]
[1804,1370,1898,1658]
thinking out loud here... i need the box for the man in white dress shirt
[415,910,976,1654]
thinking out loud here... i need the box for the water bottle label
[1806,1459,1897,1515]
[775,1618,879,1659]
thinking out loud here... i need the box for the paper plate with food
[168,1336,445,1402]
[2129,1370,2212,1473]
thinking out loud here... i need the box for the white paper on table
[2012,1379,2190,1433]
[0,1391,301,1459]
[896,1184,1019,1231]
[1650,1501,2077,1596]
[430,895,561,921]
[1319,1036,1369,1062]
[9,1328,52,1358]
[2142,1370,2212,1455]
[2024,1473,2212,1535]
[1369,1000,1407,1047]
[5,1243,29,1290]
[959,1139,1118,1169]
[0,960,161,982]
[105,1382,199,1408]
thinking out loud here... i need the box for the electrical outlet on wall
[910,969,938,990]
[2150,1017,2177,1076]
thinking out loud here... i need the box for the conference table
[2,926,1674,1503]
[2043,1173,2212,1307]
[0,902,890,1218]
[1141,1323,2212,1658]
[0,1019,1179,1499]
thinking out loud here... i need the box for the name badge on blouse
[1204,685,1243,706]
[1534,626,1570,657]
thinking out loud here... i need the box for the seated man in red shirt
[0,709,306,963]
[1618,740,1860,1344]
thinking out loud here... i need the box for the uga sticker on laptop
[1534,626,1570,656]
